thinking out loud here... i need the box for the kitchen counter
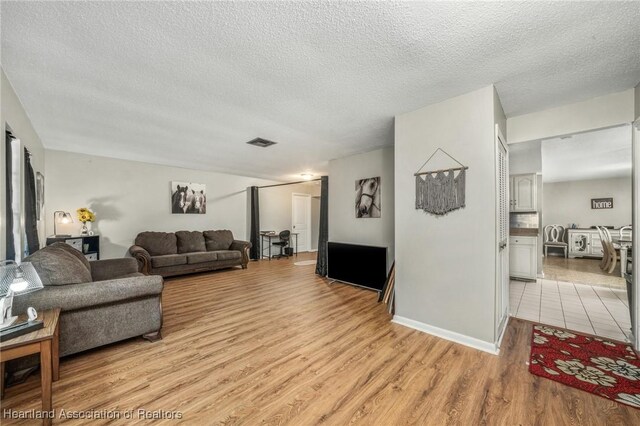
[510,228,539,237]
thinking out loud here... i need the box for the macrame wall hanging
[414,148,468,216]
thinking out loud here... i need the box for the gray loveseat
[129,230,251,277]
[11,243,163,364]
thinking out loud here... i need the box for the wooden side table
[0,308,60,426]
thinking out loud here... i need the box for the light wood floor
[2,252,639,425]
[544,255,626,289]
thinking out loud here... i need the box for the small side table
[0,308,60,426]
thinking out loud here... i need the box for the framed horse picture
[355,177,380,218]
[171,181,207,214]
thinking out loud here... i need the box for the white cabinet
[510,236,537,280]
[568,229,604,258]
[510,174,537,212]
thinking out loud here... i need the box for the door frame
[632,118,640,349]
[291,193,311,253]
[495,124,510,346]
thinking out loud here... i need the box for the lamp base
[0,316,18,330]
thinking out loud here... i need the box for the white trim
[392,315,500,355]
[632,118,640,350]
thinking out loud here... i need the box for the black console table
[46,235,100,260]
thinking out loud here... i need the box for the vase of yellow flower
[77,208,96,235]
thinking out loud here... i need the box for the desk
[618,237,632,278]
[1,309,60,426]
[260,232,298,260]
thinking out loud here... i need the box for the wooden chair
[620,226,632,240]
[596,226,610,270]
[619,226,632,276]
[543,225,568,257]
[601,227,620,274]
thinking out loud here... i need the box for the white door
[513,174,537,212]
[292,193,311,252]
[496,125,509,337]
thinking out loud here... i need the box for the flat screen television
[327,242,387,291]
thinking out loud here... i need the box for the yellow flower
[77,208,96,223]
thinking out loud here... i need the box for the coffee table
[0,308,60,426]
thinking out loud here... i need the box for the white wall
[259,181,321,252]
[394,86,499,349]
[635,83,640,121]
[45,150,272,259]
[543,177,632,230]
[328,147,394,271]
[507,89,636,144]
[509,140,541,174]
[1,68,46,259]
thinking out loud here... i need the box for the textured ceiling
[542,125,632,183]
[2,1,639,180]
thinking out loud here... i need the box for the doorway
[509,125,633,342]
[292,193,311,253]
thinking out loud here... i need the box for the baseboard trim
[392,315,500,355]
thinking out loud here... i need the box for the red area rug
[529,324,640,409]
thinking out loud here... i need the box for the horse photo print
[171,181,207,214]
[355,177,380,218]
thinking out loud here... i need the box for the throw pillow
[24,244,93,285]
[176,231,206,253]
[204,230,234,251]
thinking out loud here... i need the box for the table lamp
[0,260,44,329]
[53,210,73,237]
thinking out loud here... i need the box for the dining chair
[543,225,567,257]
[601,227,620,274]
[596,226,610,270]
[618,226,632,276]
[620,226,632,240]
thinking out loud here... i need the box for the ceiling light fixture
[300,173,314,180]
[246,137,278,148]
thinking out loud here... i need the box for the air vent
[247,137,277,148]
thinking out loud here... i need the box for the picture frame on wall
[171,181,207,214]
[355,177,381,218]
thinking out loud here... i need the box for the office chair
[272,230,291,259]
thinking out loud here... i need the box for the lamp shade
[0,261,44,298]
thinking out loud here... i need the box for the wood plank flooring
[2,252,639,425]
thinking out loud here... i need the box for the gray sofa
[8,243,163,375]
[129,230,251,277]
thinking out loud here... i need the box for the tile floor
[510,279,632,342]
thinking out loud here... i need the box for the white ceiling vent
[246,137,278,148]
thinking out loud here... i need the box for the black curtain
[5,132,15,261]
[249,186,260,260]
[315,176,328,276]
[24,148,40,255]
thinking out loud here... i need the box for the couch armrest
[13,275,164,314]
[90,258,139,281]
[230,240,252,269]
[129,245,152,275]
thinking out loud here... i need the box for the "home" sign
[591,198,614,209]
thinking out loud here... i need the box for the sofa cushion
[53,242,91,271]
[151,254,187,268]
[210,250,241,261]
[24,244,93,286]
[135,232,177,256]
[186,252,218,264]
[176,231,206,254]
[204,230,234,251]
